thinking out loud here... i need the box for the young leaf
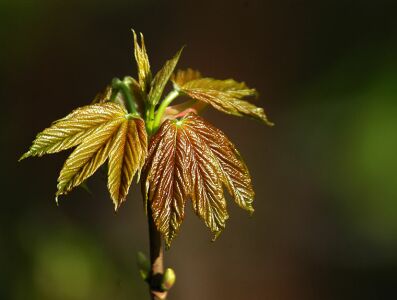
[123,76,146,113]
[133,30,152,94]
[92,85,113,103]
[20,103,126,160]
[56,117,124,199]
[108,116,147,209]
[143,113,255,247]
[175,77,274,125]
[184,114,255,213]
[148,47,184,106]
[143,121,190,245]
[21,102,148,208]
[171,68,201,87]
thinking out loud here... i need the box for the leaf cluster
[20,31,273,246]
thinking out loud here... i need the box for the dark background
[1,0,396,299]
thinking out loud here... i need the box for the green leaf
[175,77,274,125]
[148,47,184,106]
[56,117,124,200]
[132,30,152,94]
[20,103,126,160]
[171,68,201,87]
[21,102,148,209]
[107,116,147,209]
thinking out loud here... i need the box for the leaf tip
[55,195,60,207]
[211,230,223,242]
[264,119,275,127]
[113,201,121,212]
[248,207,255,216]
[164,235,175,250]
[18,152,30,162]
[165,242,171,250]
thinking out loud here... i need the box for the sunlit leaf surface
[175,77,273,125]
[108,116,147,209]
[172,68,201,86]
[21,102,147,208]
[133,30,152,94]
[20,103,126,160]
[144,113,255,247]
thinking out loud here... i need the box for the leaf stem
[146,103,156,136]
[111,78,138,115]
[152,90,179,132]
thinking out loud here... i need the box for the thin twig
[147,206,167,300]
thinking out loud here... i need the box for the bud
[136,251,150,280]
[161,268,176,291]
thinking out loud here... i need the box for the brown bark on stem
[148,206,167,300]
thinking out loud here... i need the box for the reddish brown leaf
[143,121,190,245]
[144,113,254,247]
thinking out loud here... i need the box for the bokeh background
[1,0,396,299]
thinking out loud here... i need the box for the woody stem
[147,205,167,300]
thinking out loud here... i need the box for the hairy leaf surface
[144,113,254,247]
[20,103,126,160]
[148,47,184,106]
[133,30,152,94]
[175,77,273,125]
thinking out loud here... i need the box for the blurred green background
[1,0,396,299]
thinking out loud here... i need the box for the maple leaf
[92,85,113,104]
[108,115,147,208]
[173,75,274,126]
[143,112,254,247]
[20,102,147,209]
[133,30,152,94]
[171,68,202,86]
[20,31,273,257]
[148,47,184,106]
[19,103,125,159]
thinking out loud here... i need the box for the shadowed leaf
[92,85,113,103]
[148,47,184,106]
[144,113,254,247]
[124,76,146,113]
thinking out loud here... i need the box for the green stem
[151,90,179,133]
[111,78,138,115]
[147,104,156,136]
